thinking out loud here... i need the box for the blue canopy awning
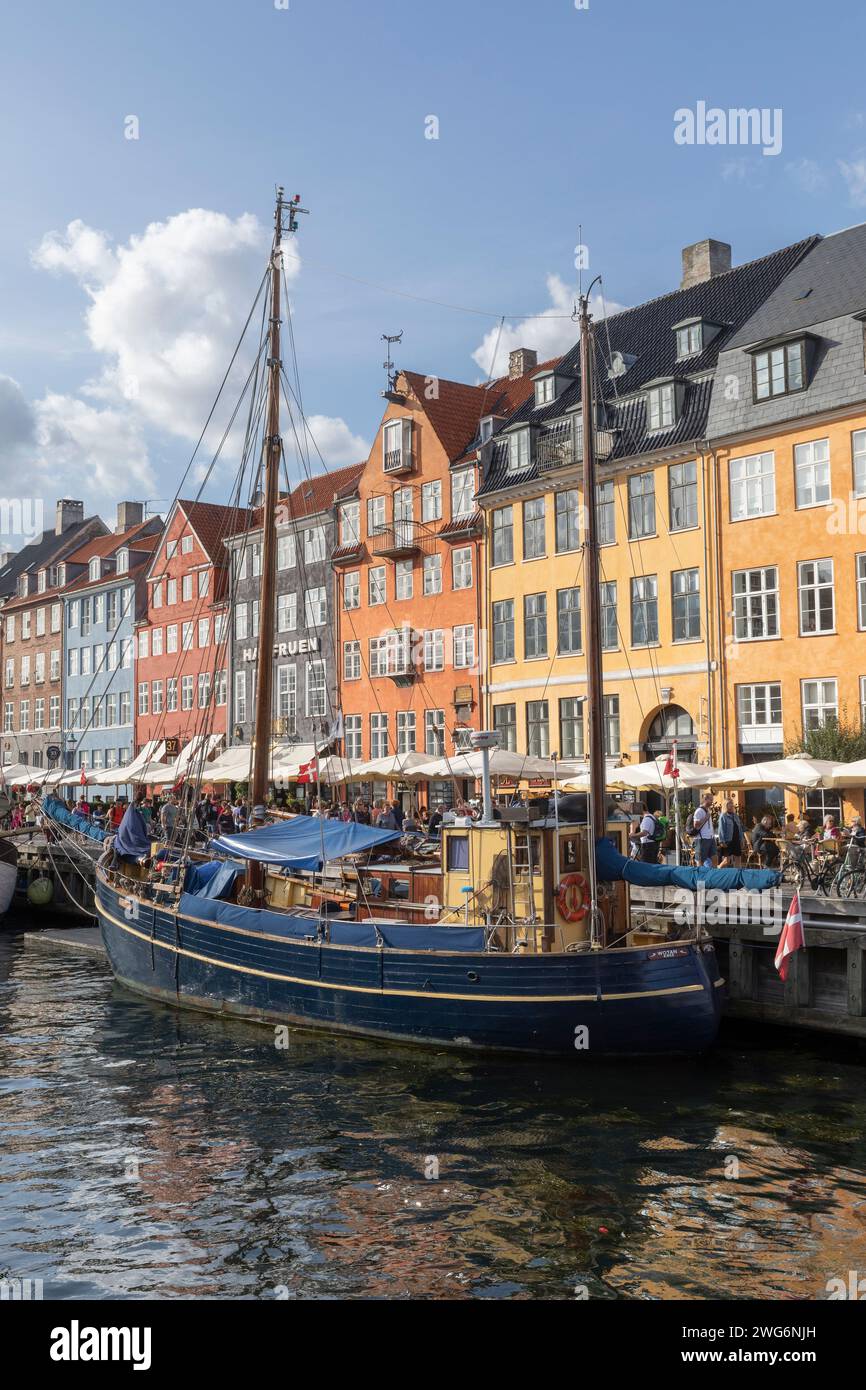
[210,815,401,872]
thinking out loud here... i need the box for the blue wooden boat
[85,193,779,1060]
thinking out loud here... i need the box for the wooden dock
[631,885,866,1039]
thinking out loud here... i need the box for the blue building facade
[62,510,162,790]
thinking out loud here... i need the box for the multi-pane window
[523,497,546,559]
[559,697,584,758]
[733,567,779,640]
[234,606,247,641]
[305,587,327,626]
[152,680,164,715]
[339,501,360,546]
[493,703,517,751]
[491,506,513,565]
[753,341,805,400]
[453,624,475,669]
[49,695,59,728]
[166,579,177,604]
[305,526,327,564]
[671,568,700,641]
[555,489,580,553]
[234,671,247,723]
[425,709,446,756]
[166,623,178,653]
[423,553,442,595]
[647,383,674,431]
[737,683,783,747]
[182,620,194,651]
[794,438,831,508]
[182,574,193,602]
[370,712,389,758]
[277,666,297,723]
[368,566,386,606]
[422,480,442,521]
[423,629,445,671]
[853,430,866,497]
[730,452,775,520]
[452,546,472,590]
[343,640,361,680]
[798,559,835,635]
[451,469,474,519]
[137,682,149,716]
[367,495,386,536]
[344,715,362,761]
[802,679,837,731]
[596,480,615,545]
[343,571,360,609]
[628,472,655,538]
[277,592,297,632]
[524,593,548,659]
[306,660,326,717]
[631,575,658,646]
[858,555,866,630]
[198,673,211,709]
[492,599,514,663]
[35,608,45,638]
[526,700,550,756]
[397,710,416,754]
[601,581,618,650]
[669,460,698,530]
[198,569,210,597]
[556,587,581,655]
[508,429,530,472]
[603,694,621,756]
[181,675,194,710]
[676,322,702,357]
[198,618,210,648]
[534,374,555,406]
[277,533,296,570]
[395,559,413,600]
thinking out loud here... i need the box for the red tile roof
[63,518,161,567]
[285,461,365,519]
[401,358,563,464]
[177,499,254,563]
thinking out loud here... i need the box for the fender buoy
[556,872,589,923]
[27,876,54,907]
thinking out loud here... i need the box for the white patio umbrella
[605,756,727,793]
[0,762,43,785]
[706,757,838,790]
[825,758,866,788]
[351,751,433,780]
[408,750,559,781]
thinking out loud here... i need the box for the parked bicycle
[780,842,838,895]
[835,843,866,899]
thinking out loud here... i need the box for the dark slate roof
[727,222,866,348]
[0,516,109,602]
[478,234,819,497]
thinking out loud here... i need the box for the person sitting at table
[750,814,780,868]
[821,814,842,844]
[846,816,866,849]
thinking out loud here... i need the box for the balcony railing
[370,522,436,560]
[383,447,414,475]
[536,417,614,472]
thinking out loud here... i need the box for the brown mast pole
[246,188,289,897]
[579,288,607,946]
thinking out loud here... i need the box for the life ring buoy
[556,872,590,923]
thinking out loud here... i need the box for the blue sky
[1,0,865,520]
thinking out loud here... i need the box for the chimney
[55,499,84,535]
[680,239,732,289]
[116,500,144,534]
[508,347,538,380]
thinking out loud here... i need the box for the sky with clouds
[1,0,865,529]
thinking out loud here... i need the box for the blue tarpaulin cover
[114,803,153,860]
[595,836,781,892]
[43,795,109,844]
[209,815,401,872]
[178,891,485,950]
[184,859,245,900]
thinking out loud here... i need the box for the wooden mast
[246,188,306,896]
[578,288,607,944]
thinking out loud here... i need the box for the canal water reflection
[2,929,866,1300]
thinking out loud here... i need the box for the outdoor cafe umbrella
[705,757,838,790]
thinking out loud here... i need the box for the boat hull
[95,872,724,1058]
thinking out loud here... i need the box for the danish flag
[296,757,318,784]
[775,890,805,980]
[663,740,679,779]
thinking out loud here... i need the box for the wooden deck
[630,885,866,1039]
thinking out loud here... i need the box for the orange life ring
[556,872,590,923]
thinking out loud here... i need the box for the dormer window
[56,565,65,587]
[116,549,129,575]
[37,570,47,593]
[752,339,806,401]
[508,429,531,472]
[479,416,495,443]
[89,557,101,581]
[676,322,703,358]
[647,383,676,431]
[534,373,555,407]
[18,575,28,598]
[382,418,413,473]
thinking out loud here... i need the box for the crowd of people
[305,797,475,836]
[629,796,866,869]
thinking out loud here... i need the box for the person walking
[637,804,661,863]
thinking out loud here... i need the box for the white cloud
[304,415,369,467]
[33,392,154,500]
[471,273,627,379]
[839,157,866,204]
[0,375,37,467]
[786,158,827,194]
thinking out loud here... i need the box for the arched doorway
[644,705,697,762]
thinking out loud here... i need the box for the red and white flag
[296,757,318,785]
[663,740,679,780]
[79,769,88,787]
[775,890,805,980]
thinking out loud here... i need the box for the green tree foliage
[786,712,866,763]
